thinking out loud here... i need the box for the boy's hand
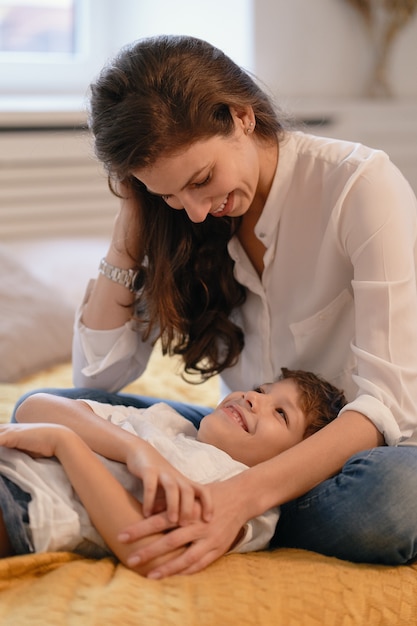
[0,423,72,458]
[117,480,247,578]
[125,443,213,525]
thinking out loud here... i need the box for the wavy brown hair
[88,35,290,381]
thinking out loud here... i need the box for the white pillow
[0,248,74,382]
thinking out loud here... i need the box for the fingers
[118,511,175,543]
[141,475,159,519]
[126,526,223,579]
[165,481,212,525]
[166,479,199,525]
[194,485,213,522]
[0,424,54,457]
[142,473,212,525]
[149,541,221,578]
[126,525,201,572]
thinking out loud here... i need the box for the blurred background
[0,0,415,99]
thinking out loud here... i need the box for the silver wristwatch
[98,258,139,292]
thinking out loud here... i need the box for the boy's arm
[16,393,154,463]
[15,393,211,523]
[0,423,182,574]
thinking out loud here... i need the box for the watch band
[98,258,139,292]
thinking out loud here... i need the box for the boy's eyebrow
[255,383,273,392]
[146,165,209,196]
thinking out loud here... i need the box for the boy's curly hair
[279,368,347,438]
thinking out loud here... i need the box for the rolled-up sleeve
[72,304,153,392]
[338,155,417,445]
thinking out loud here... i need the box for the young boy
[0,368,346,576]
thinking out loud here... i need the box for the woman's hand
[109,181,141,259]
[0,423,71,458]
[118,478,249,578]
[124,441,213,525]
[81,181,143,329]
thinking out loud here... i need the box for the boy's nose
[243,390,260,412]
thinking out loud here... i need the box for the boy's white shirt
[0,402,279,555]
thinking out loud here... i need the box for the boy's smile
[197,379,307,466]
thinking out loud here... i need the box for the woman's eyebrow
[145,165,209,196]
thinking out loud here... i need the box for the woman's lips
[211,192,232,217]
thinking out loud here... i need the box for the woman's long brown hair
[89,35,289,382]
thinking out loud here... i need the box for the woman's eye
[193,174,211,188]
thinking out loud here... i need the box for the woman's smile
[211,192,233,217]
[132,120,268,223]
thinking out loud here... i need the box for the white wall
[114,0,417,102]
[119,0,254,72]
[252,0,417,100]
[2,0,415,101]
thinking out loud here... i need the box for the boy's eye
[276,408,288,424]
[253,386,264,394]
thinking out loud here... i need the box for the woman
[15,35,417,577]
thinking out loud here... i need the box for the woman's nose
[181,195,211,223]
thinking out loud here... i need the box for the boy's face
[196,379,307,466]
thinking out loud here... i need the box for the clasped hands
[121,443,247,578]
[0,423,246,578]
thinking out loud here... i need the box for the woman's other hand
[117,478,248,577]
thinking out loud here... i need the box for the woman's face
[132,111,277,223]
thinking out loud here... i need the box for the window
[0,0,77,54]
[0,0,253,98]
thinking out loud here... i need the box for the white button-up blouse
[73,132,417,446]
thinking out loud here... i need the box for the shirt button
[259,232,266,239]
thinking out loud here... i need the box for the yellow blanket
[0,550,415,626]
[0,352,416,625]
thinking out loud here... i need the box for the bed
[1,241,417,625]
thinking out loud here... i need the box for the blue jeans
[271,446,417,565]
[0,476,33,555]
[10,387,210,429]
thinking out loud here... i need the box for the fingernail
[147,571,162,580]
[117,533,130,542]
[127,555,141,567]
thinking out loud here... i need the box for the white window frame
[0,0,254,98]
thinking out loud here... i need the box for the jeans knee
[274,447,417,565]
[335,447,417,564]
